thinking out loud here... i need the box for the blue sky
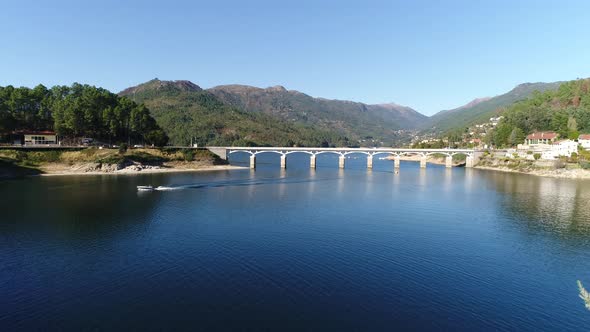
[1,0,590,115]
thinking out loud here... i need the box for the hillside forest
[0,84,168,146]
[491,79,590,147]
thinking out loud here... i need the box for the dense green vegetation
[0,84,168,146]
[121,80,352,147]
[426,82,562,133]
[491,79,590,147]
[207,83,426,145]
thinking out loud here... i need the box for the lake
[2,152,590,331]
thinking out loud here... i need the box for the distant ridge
[454,97,492,111]
[119,79,202,96]
[207,83,427,141]
[424,81,563,132]
[119,79,344,147]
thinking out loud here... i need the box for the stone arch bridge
[207,147,482,169]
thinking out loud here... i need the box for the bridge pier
[367,155,373,169]
[394,155,400,168]
[466,156,474,168]
[445,156,453,168]
[249,155,256,169]
[338,155,345,169]
[420,155,427,168]
[310,155,316,169]
[280,155,286,169]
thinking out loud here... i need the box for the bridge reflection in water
[207,147,482,170]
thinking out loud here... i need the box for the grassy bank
[0,147,228,179]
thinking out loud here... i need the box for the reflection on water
[481,171,590,237]
[1,155,590,331]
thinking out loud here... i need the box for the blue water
[1,152,590,331]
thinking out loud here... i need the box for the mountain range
[426,81,563,133]
[119,78,566,146]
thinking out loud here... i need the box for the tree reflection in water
[480,171,590,237]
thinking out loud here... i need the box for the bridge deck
[223,147,475,153]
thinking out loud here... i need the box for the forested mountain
[0,83,168,145]
[207,84,427,142]
[122,79,568,147]
[119,80,348,147]
[3,78,581,149]
[490,79,590,147]
[425,82,563,133]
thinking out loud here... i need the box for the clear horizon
[2,0,590,115]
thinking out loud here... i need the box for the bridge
[207,147,482,169]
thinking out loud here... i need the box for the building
[11,131,58,146]
[579,134,590,149]
[551,140,578,158]
[489,116,504,126]
[525,131,558,145]
[514,138,578,160]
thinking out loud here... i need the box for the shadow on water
[0,175,161,238]
[0,159,43,179]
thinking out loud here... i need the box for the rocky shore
[0,148,243,179]
[475,155,590,179]
[475,165,590,179]
[38,161,244,177]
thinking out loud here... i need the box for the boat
[137,185,155,191]
[155,186,176,191]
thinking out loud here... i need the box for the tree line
[490,79,590,147]
[0,83,168,146]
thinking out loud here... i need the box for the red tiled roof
[579,134,590,140]
[526,131,558,140]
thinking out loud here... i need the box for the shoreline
[384,155,465,167]
[36,164,246,177]
[474,165,590,180]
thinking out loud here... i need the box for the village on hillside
[412,114,590,165]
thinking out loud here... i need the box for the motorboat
[137,185,155,191]
[154,186,175,191]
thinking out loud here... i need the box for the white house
[555,140,578,156]
[516,139,578,160]
[579,134,590,149]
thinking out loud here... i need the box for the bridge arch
[343,151,371,157]
[228,150,254,156]
[399,151,426,157]
[370,151,397,158]
[450,151,472,157]
[425,151,452,157]
[284,150,315,156]
[252,150,285,156]
[315,151,345,156]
